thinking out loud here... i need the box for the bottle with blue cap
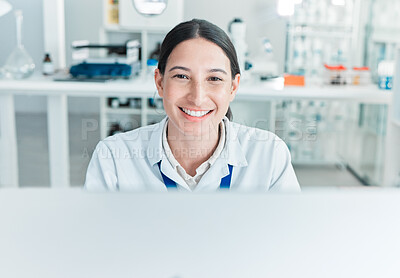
[147,59,158,78]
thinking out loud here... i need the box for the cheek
[205,81,230,93]
[162,82,183,101]
[213,84,233,101]
[213,91,232,110]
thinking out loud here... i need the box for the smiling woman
[84,19,300,192]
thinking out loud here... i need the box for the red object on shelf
[284,74,305,86]
[352,66,370,71]
[324,64,347,71]
[352,67,371,85]
[323,64,348,85]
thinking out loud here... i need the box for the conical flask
[3,10,35,79]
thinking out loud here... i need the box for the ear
[154,68,164,97]
[229,73,240,102]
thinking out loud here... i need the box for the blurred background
[0,0,399,189]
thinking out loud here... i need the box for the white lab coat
[84,117,300,192]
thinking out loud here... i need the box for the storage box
[284,74,305,86]
[351,67,371,85]
[324,64,348,85]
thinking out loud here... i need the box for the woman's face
[155,38,240,137]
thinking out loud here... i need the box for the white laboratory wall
[64,0,102,68]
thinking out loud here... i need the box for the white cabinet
[119,0,183,30]
[285,0,366,77]
[365,0,400,81]
[101,0,183,73]
[100,0,183,138]
[100,95,166,139]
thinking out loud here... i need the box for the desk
[0,189,400,278]
[0,75,392,187]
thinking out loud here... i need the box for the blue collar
[157,161,233,190]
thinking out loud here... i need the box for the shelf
[288,29,352,39]
[370,25,400,43]
[371,34,400,44]
[2,75,391,104]
[292,160,344,166]
[372,27,400,33]
[146,109,165,116]
[105,107,141,115]
[104,106,165,116]
[357,127,386,136]
[103,25,171,33]
[289,22,353,30]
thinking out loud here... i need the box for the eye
[208,76,223,82]
[173,74,189,80]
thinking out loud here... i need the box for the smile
[179,107,213,118]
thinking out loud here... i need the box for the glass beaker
[3,10,35,79]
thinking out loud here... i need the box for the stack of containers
[323,64,348,85]
[351,67,371,85]
[377,61,395,90]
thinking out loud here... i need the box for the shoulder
[228,121,284,148]
[100,120,163,150]
[227,121,291,164]
[227,121,299,191]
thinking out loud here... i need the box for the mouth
[179,107,214,118]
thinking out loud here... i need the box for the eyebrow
[169,66,190,72]
[168,66,228,75]
[208,68,228,75]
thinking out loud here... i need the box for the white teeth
[182,108,210,117]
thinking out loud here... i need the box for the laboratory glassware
[42,53,54,75]
[3,10,35,79]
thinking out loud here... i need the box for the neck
[167,121,220,176]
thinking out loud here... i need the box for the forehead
[166,38,230,70]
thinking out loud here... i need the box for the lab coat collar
[222,116,248,168]
[146,116,248,190]
[194,117,248,190]
[146,116,248,167]
[147,116,167,167]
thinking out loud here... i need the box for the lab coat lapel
[196,118,248,190]
[146,116,190,191]
[195,157,230,191]
[146,116,166,166]
[159,158,190,191]
[223,117,248,168]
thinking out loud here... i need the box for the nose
[187,80,206,107]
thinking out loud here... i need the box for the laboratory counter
[0,74,392,103]
[0,74,393,187]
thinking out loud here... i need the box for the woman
[85,19,300,192]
